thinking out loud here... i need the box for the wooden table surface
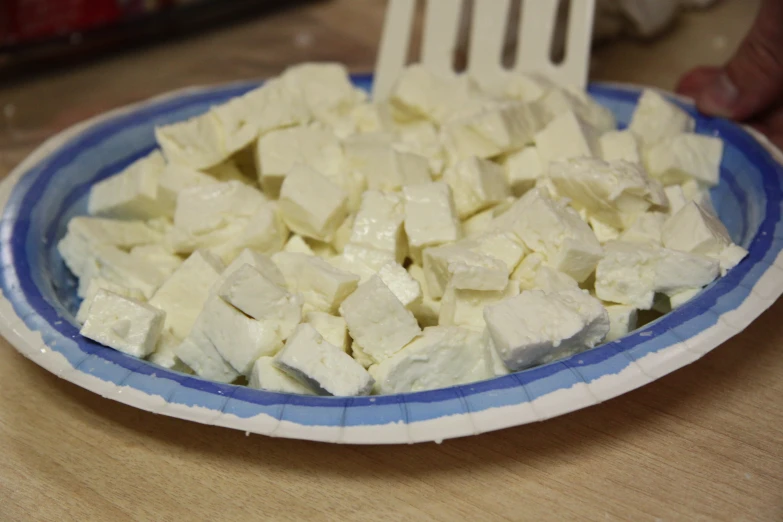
[1,1,781,520]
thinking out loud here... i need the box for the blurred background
[0,0,759,179]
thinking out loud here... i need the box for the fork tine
[561,0,595,88]
[466,0,512,80]
[373,0,417,101]
[420,0,465,75]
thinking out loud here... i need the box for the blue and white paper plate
[2,76,783,444]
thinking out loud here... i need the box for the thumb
[696,0,783,120]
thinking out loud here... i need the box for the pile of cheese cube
[61,62,748,396]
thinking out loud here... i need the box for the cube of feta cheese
[281,62,366,115]
[88,244,169,299]
[331,214,354,253]
[441,101,539,161]
[279,165,349,242]
[512,253,545,290]
[664,184,688,216]
[88,151,169,220]
[646,134,723,187]
[605,305,638,342]
[349,190,407,263]
[80,290,165,358]
[661,201,747,273]
[443,157,511,219]
[548,158,667,228]
[148,249,224,340]
[483,288,609,371]
[532,86,617,133]
[339,275,422,364]
[423,243,509,299]
[504,146,544,196]
[129,244,183,277]
[588,217,621,244]
[274,324,374,396]
[272,252,360,313]
[256,124,343,196]
[493,189,602,282]
[284,235,315,255]
[628,89,695,147]
[67,216,162,249]
[305,311,349,352]
[369,326,493,394]
[620,212,667,245]
[668,287,702,309]
[600,130,642,164]
[408,264,441,327]
[350,340,375,368]
[196,295,284,375]
[439,281,519,330]
[377,262,422,308]
[175,328,239,383]
[232,202,289,256]
[390,64,482,124]
[462,207,496,238]
[532,266,579,293]
[76,278,146,324]
[342,244,396,271]
[248,356,315,394]
[403,182,462,263]
[156,112,227,170]
[534,111,600,168]
[343,135,431,191]
[394,120,446,175]
[173,180,266,236]
[148,329,190,372]
[326,254,376,285]
[457,232,527,273]
[212,248,287,291]
[217,264,303,341]
[653,248,720,296]
[157,164,218,211]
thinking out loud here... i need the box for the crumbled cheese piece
[148,329,190,372]
[628,89,695,147]
[84,244,168,299]
[605,305,638,342]
[343,135,431,191]
[403,182,461,263]
[532,266,579,293]
[589,217,621,244]
[512,253,545,290]
[76,278,146,324]
[129,244,182,277]
[443,157,511,219]
[620,212,667,245]
[664,184,688,216]
[504,146,544,196]
[458,232,527,273]
[369,326,493,394]
[157,164,218,211]
[274,324,374,396]
[272,252,360,313]
[349,190,407,263]
[390,64,482,124]
[80,290,165,358]
[155,114,226,170]
[646,134,723,187]
[535,111,601,167]
[174,180,266,235]
[212,248,286,291]
[175,327,239,383]
[599,130,641,164]
[462,207,496,238]
[339,275,422,365]
[88,151,169,219]
[483,288,609,371]
[281,62,366,116]
[279,164,348,241]
[305,311,349,352]
[439,281,519,330]
[248,356,315,394]
[423,243,509,299]
[377,262,422,308]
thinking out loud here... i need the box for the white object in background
[373,0,596,101]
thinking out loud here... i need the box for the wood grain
[1,1,780,520]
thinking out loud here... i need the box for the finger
[695,0,783,120]
[675,66,721,99]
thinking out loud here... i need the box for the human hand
[676,0,783,149]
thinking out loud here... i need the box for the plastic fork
[373,0,596,101]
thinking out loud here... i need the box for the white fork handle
[420,0,464,75]
[373,0,416,101]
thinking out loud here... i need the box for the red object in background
[1,0,183,48]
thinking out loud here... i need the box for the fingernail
[698,73,739,117]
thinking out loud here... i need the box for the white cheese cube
[331,214,354,253]
[206,158,255,184]
[443,157,511,219]
[342,243,396,271]
[534,111,600,167]
[67,216,162,249]
[646,134,723,187]
[272,252,360,313]
[504,146,544,196]
[217,264,302,341]
[255,124,343,196]
[281,62,365,115]
[89,244,169,299]
[274,324,374,396]
[407,264,441,328]
[484,288,609,371]
[148,329,190,372]
[350,340,375,369]
[156,112,226,170]
[76,278,146,324]
[80,290,165,358]
[605,305,638,342]
[196,295,283,375]
[482,330,510,377]
[130,244,183,277]
[462,207,496,238]
[532,267,579,293]
[668,288,702,309]
[589,217,621,244]
[279,165,348,242]
[157,164,218,211]
[88,151,168,219]
[718,243,748,275]
[213,248,286,291]
[377,262,421,308]
[175,328,239,383]
[600,130,641,164]
[530,86,616,133]
[148,249,224,340]
[249,356,315,394]
[390,64,482,124]
[403,182,461,263]
[628,89,695,147]
[233,202,289,256]
[441,101,539,161]
[369,326,493,394]
[305,311,349,352]
[548,158,667,228]
[620,212,667,245]
[664,184,688,215]
[439,281,519,330]
[343,135,431,191]
[339,275,422,364]
[494,189,602,282]
[512,253,545,290]
[284,235,315,255]
[423,243,509,299]
[479,71,552,102]
[653,248,720,296]
[326,255,376,285]
[458,232,527,273]
[173,180,266,236]
[349,190,407,263]
[394,120,446,175]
